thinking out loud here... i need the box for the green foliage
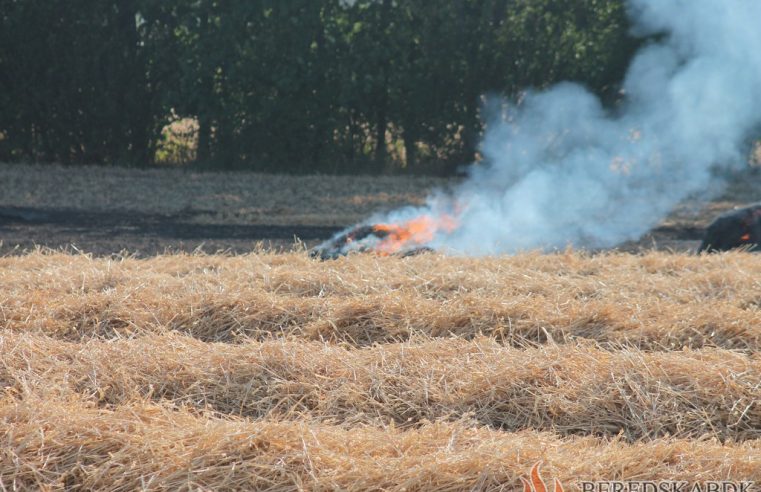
[0,0,637,174]
[0,0,179,165]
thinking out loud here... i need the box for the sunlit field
[4,0,761,488]
[2,250,761,489]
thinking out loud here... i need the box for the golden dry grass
[3,332,761,441]
[3,249,761,489]
[2,250,761,349]
[3,398,761,491]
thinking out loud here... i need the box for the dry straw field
[2,163,761,490]
[3,248,761,490]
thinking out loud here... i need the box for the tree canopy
[0,0,638,174]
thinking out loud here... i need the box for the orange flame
[371,212,459,255]
[521,462,564,492]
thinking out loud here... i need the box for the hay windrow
[2,251,761,349]
[1,332,760,441]
[3,250,761,488]
[1,397,759,491]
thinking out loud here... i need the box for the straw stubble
[2,250,761,489]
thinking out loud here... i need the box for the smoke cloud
[362,0,761,255]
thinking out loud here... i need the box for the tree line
[0,0,638,174]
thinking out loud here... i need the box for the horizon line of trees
[0,0,639,175]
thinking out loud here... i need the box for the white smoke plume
[321,0,761,256]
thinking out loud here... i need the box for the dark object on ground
[698,203,761,253]
[399,247,435,258]
[310,225,389,260]
[310,225,436,260]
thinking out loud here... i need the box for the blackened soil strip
[649,224,705,240]
[0,206,704,257]
[0,206,343,257]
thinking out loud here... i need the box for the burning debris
[698,203,761,253]
[311,213,457,259]
[323,0,761,258]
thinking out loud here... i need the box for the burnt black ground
[0,205,706,257]
[0,206,342,257]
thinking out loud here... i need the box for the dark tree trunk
[216,114,235,169]
[117,0,151,166]
[374,97,388,165]
[197,116,212,163]
[195,1,215,165]
[403,129,416,170]
[374,0,393,168]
